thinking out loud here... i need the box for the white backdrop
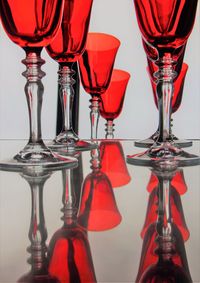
[0,0,200,140]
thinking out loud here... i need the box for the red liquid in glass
[46,0,93,63]
[134,0,198,54]
[0,0,64,47]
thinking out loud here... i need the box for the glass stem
[105,120,115,139]
[22,49,45,145]
[155,55,177,143]
[90,95,101,140]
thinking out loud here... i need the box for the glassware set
[0,0,200,170]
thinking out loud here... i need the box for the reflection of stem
[90,95,101,140]
[155,55,177,143]
[105,120,115,139]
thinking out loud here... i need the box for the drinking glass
[128,0,200,166]
[0,0,77,169]
[46,0,95,152]
[135,62,192,148]
[78,33,120,139]
[99,69,130,139]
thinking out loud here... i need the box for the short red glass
[99,141,131,188]
[99,69,130,138]
[46,0,94,152]
[78,32,120,139]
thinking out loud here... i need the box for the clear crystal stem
[90,95,101,140]
[105,120,115,139]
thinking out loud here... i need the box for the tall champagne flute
[78,33,120,140]
[46,0,95,152]
[0,0,77,170]
[128,0,200,166]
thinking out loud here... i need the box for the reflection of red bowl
[100,141,131,188]
[78,171,122,231]
[147,170,187,195]
[141,187,189,241]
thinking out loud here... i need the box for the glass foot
[135,135,193,148]
[48,139,97,152]
[127,143,200,167]
[0,142,78,172]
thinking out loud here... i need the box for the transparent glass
[78,33,120,139]
[0,0,78,169]
[99,69,130,138]
[45,0,95,152]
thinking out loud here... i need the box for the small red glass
[78,32,120,139]
[46,0,94,153]
[99,69,130,138]
[0,0,78,169]
[99,140,131,188]
[78,148,122,231]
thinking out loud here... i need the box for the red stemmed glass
[78,148,122,231]
[99,140,131,188]
[46,0,95,153]
[0,0,78,170]
[78,32,120,140]
[99,69,130,138]
[128,0,200,167]
[135,62,191,148]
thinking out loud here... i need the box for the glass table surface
[0,140,200,283]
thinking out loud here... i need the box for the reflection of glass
[0,0,76,169]
[46,0,95,152]
[100,140,131,188]
[48,169,97,283]
[78,147,122,231]
[135,62,192,148]
[79,33,120,139]
[17,167,59,283]
[128,0,199,166]
[99,69,130,139]
[136,167,192,283]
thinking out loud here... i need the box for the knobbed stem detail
[89,95,101,140]
[105,120,115,139]
[55,63,79,149]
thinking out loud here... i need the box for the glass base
[0,142,78,172]
[127,143,200,168]
[134,134,193,148]
[48,139,97,152]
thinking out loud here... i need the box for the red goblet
[99,140,131,188]
[128,0,200,167]
[46,0,95,153]
[0,0,78,170]
[99,69,130,138]
[135,62,191,148]
[78,33,120,139]
[78,148,122,231]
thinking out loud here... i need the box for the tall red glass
[0,0,78,169]
[99,69,130,138]
[79,33,120,139]
[45,0,94,152]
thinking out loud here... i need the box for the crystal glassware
[99,69,130,139]
[128,0,200,167]
[0,0,78,170]
[78,32,120,140]
[46,0,95,152]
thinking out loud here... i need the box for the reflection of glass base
[48,139,97,153]
[127,144,200,168]
[135,135,193,148]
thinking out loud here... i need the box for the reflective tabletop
[0,140,200,283]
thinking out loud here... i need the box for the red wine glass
[78,32,120,140]
[99,140,131,188]
[0,0,78,170]
[99,69,130,139]
[78,148,122,231]
[135,62,191,148]
[128,0,200,167]
[46,0,95,153]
